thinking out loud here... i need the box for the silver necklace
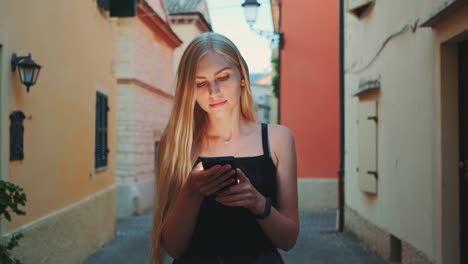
[208,129,232,145]
[223,133,232,145]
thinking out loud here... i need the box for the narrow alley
[85,210,383,264]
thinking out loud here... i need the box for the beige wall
[114,10,179,217]
[171,21,206,77]
[346,1,468,263]
[343,1,468,263]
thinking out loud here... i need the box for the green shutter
[95,92,109,168]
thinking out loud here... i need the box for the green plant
[0,180,27,264]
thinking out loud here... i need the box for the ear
[241,79,246,87]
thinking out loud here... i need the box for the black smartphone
[200,156,238,192]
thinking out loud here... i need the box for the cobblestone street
[84,209,383,264]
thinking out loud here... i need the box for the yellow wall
[0,0,117,231]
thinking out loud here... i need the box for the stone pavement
[84,209,384,264]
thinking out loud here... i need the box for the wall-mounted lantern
[11,53,42,93]
[241,0,284,49]
[241,0,261,27]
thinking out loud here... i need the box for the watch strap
[255,197,271,220]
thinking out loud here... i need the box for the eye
[196,81,207,88]
[217,75,230,81]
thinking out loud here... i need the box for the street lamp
[241,0,283,49]
[242,0,261,27]
[11,53,42,93]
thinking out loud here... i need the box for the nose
[208,81,220,95]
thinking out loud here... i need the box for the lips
[209,100,227,107]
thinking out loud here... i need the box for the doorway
[459,39,468,264]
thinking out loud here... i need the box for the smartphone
[200,156,238,192]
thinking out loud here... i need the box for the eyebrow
[196,67,232,79]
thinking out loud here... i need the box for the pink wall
[280,0,339,179]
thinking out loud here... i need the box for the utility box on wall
[110,0,137,17]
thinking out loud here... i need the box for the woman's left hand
[215,168,266,215]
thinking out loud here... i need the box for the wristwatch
[254,197,271,220]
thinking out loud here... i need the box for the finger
[218,200,249,208]
[204,169,236,193]
[206,176,237,196]
[193,161,204,171]
[206,164,233,182]
[217,180,249,196]
[194,164,222,182]
[216,192,251,203]
[236,168,250,184]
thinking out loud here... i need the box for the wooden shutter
[358,100,378,193]
[95,92,109,169]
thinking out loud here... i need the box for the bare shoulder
[266,124,296,166]
[267,123,295,143]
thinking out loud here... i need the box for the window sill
[95,166,108,173]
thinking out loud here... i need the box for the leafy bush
[0,180,27,264]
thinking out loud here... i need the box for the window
[154,140,159,175]
[95,91,109,169]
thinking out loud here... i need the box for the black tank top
[181,123,278,257]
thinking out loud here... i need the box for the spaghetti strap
[261,123,270,158]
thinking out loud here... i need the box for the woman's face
[195,51,243,118]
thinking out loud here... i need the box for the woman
[151,32,298,264]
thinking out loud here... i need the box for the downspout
[338,0,345,232]
[277,0,283,124]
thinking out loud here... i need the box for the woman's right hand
[185,162,237,197]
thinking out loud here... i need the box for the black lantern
[241,0,261,27]
[11,53,42,93]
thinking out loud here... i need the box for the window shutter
[95,92,109,168]
[358,100,378,194]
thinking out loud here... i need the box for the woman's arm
[161,163,237,258]
[256,124,299,250]
[160,184,203,258]
[216,124,299,251]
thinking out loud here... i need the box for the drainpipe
[277,0,283,124]
[338,0,345,232]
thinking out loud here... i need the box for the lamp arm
[11,53,31,72]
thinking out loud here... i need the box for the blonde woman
[151,32,298,264]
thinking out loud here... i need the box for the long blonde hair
[151,32,257,263]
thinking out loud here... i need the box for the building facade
[164,0,212,76]
[344,1,468,263]
[115,0,182,218]
[115,0,212,218]
[0,0,118,262]
[250,72,278,124]
[275,0,340,211]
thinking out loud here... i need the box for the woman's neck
[207,117,242,140]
